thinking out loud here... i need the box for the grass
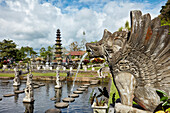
[108,78,119,107]
[0,72,97,78]
[0,73,15,77]
[108,78,138,107]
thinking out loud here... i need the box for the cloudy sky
[0,0,167,52]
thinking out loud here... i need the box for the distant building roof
[66,51,86,56]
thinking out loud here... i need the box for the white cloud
[0,0,167,52]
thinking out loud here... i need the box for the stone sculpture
[86,10,170,112]
[23,73,34,103]
[13,69,20,86]
[55,69,62,89]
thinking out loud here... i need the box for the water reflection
[13,86,19,103]
[46,83,49,96]
[23,103,34,113]
[67,82,73,94]
[0,80,108,113]
[54,88,62,102]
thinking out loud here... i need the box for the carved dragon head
[86,29,131,65]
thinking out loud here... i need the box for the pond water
[0,80,107,113]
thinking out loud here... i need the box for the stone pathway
[62,98,75,102]
[45,108,61,113]
[80,85,88,88]
[14,90,24,94]
[73,91,83,94]
[55,102,69,108]
[3,94,15,97]
[68,94,79,98]
[53,83,92,109]
[90,80,99,85]
[50,97,56,101]
[77,88,86,91]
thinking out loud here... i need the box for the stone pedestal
[23,74,34,103]
[70,67,73,71]
[114,103,152,113]
[92,102,108,113]
[49,67,52,70]
[63,67,66,71]
[13,70,20,86]
[55,70,62,89]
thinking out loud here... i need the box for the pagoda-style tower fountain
[55,29,63,63]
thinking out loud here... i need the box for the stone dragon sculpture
[86,10,170,112]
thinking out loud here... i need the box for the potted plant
[90,87,109,113]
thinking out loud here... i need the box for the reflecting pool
[0,80,107,113]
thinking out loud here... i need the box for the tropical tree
[39,47,46,58]
[159,0,170,34]
[118,21,130,31]
[20,46,37,59]
[0,39,17,60]
[69,41,81,51]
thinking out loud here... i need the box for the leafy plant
[154,90,170,113]
[90,87,109,106]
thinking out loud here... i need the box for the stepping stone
[84,84,90,86]
[68,94,79,98]
[2,81,9,83]
[0,98,2,101]
[14,90,24,94]
[39,83,45,86]
[62,97,75,102]
[3,94,15,97]
[73,91,83,94]
[50,97,56,101]
[77,88,86,91]
[90,80,99,85]
[80,85,88,88]
[55,102,69,108]
[45,108,61,113]
[33,85,39,88]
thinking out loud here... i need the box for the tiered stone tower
[55,29,62,63]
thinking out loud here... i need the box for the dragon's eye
[114,39,123,47]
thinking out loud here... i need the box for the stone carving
[86,10,170,112]
[23,73,34,103]
[97,66,111,78]
[55,69,62,89]
[13,69,20,86]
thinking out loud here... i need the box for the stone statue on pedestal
[55,69,61,89]
[23,73,34,103]
[13,69,20,86]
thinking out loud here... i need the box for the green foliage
[40,47,46,58]
[118,20,131,31]
[108,78,119,107]
[69,41,81,51]
[0,39,17,60]
[20,46,37,60]
[90,87,109,106]
[154,89,170,112]
[118,26,123,31]
[159,0,170,34]
[90,40,98,43]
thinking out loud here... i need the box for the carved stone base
[23,98,34,103]
[55,85,62,89]
[114,103,152,113]
[13,83,20,86]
